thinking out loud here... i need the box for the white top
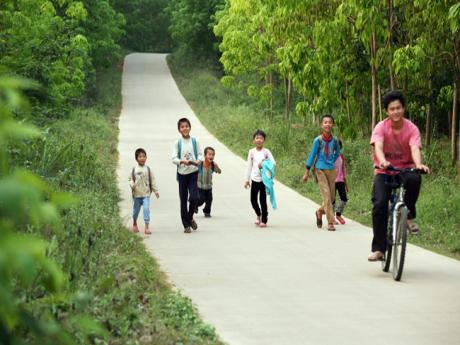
[172,137,203,175]
[246,148,275,182]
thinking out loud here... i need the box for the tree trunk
[425,76,433,147]
[371,30,378,129]
[378,83,383,122]
[345,81,351,122]
[452,80,458,163]
[284,78,292,119]
[388,0,395,90]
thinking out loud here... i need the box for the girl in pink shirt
[333,140,348,224]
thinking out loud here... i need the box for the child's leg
[250,181,261,218]
[178,174,190,228]
[142,196,150,226]
[187,172,199,223]
[259,183,268,224]
[197,188,206,208]
[132,197,142,225]
[203,189,213,215]
[335,182,348,216]
[317,170,335,224]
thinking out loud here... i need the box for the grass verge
[168,55,460,260]
[14,61,223,344]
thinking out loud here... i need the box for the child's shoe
[132,224,139,233]
[315,211,323,229]
[336,215,346,225]
[254,216,261,226]
[204,213,211,218]
[327,223,336,231]
[144,224,151,235]
[191,219,198,230]
[259,223,267,228]
[184,227,192,233]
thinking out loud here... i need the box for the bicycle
[378,166,426,281]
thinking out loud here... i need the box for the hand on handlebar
[415,164,430,174]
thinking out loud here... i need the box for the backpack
[177,137,198,180]
[131,166,153,193]
[310,135,340,183]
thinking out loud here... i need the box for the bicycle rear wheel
[392,206,408,281]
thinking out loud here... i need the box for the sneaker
[191,219,198,230]
[327,223,336,231]
[254,216,261,226]
[204,213,211,218]
[184,227,192,233]
[407,222,420,235]
[368,251,384,261]
[132,224,139,233]
[259,223,267,228]
[336,215,346,225]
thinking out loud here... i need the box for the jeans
[133,196,150,224]
[178,171,199,228]
[371,172,421,252]
[251,180,268,223]
[197,188,213,215]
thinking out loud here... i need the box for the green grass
[168,55,460,260]
[13,62,224,344]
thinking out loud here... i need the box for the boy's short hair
[383,90,405,110]
[253,129,266,139]
[204,146,215,155]
[177,117,191,130]
[135,148,146,159]
[321,114,335,124]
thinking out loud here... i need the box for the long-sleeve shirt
[129,164,158,198]
[246,147,275,183]
[305,136,340,170]
[172,137,203,175]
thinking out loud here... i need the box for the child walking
[172,118,203,233]
[302,115,340,231]
[334,140,348,225]
[196,147,221,217]
[129,148,160,235]
[245,129,276,228]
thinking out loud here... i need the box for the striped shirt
[198,161,221,190]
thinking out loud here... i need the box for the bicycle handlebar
[374,165,428,174]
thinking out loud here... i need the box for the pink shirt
[370,118,421,175]
[334,154,346,182]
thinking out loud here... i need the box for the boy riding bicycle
[368,91,430,262]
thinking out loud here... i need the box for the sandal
[327,223,336,231]
[315,211,323,229]
[407,222,420,235]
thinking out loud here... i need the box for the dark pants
[251,180,268,223]
[334,182,348,216]
[371,172,421,252]
[178,171,199,228]
[197,188,213,215]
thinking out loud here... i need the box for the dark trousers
[178,171,199,228]
[251,180,268,223]
[371,172,421,252]
[197,188,213,214]
[333,182,348,216]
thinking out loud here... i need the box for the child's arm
[150,171,160,198]
[128,168,135,190]
[196,139,203,163]
[303,138,319,182]
[213,162,222,174]
[245,150,252,188]
[172,140,181,166]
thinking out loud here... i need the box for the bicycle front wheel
[392,206,408,281]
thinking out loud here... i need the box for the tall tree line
[167,0,460,174]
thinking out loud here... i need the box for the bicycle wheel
[392,206,408,281]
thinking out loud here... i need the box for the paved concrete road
[117,53,460,345]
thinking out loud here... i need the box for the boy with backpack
[129,148,160,235]
[172,118,203,233]
[303,115,341,231]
